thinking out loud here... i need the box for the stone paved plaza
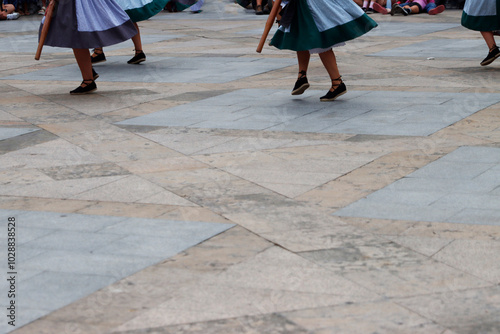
[1,2,500,333]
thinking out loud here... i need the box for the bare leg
[71,49,97,94]
[131,23,143,53]
[318,49,346,101]
[480,31,497,50]
[73,48,93,81]
[291,51,311,95]
[318,49,341,91]
[127,23,146,64]
[297,50,310,77]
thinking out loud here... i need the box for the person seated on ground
[0,2,19,20]
[392,0,444,15]
[372,0,393,14]
[357,0,388,13]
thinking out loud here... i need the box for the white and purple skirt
[41,0,137,49]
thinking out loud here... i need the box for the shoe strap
[82,80,94,87]
[299,70,307,77]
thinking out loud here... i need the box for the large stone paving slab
[117,89,500,136]
[369,39,487,58]
[366,22,461,37]
[333,146,500,225]
[0,209,233,333]
[2,56,295,84]
[0,34,182,54]
[0,128,38,141]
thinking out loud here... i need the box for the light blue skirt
[41,0,137,49]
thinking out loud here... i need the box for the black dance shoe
[91,50,106,64]
[70,80,97,95]
[320,77,347,102]
[127,51,146,64]
[480,46,500,66]
[291,70,310,95]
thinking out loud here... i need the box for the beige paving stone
[255,182,320,198]
[301,247,491,298]
[432,239,500,284]
[0,175,127,199]
[118,156,208,174]
[260,222,388,253]
[110,313,308,334]
[206,247,378,297]
[400,220,500,241]
[76,201,178,218]
[383,235,453,257]
[70,175,195,206]
[282,301,448,334]
[0,168,53,185]
[394,286,500,331]
[0,138,106,170]
[12,319,108,334]
[154,206,232,224]
[112,284,375,332]
[0,197,96,213]
[163,226,273,272]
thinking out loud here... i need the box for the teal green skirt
[270,0,377,52]
[461,0,500,31]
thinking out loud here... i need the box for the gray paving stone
[431,194,500,211]
[93,234,212,258]
[101,217,233,239]
[0,19,40,33]
[17,227,54,245]
[0,33,181,54]
[438,146,500,163]
[366,22,461,37]
[23,230,126,251]
[21,250,165,278]
[407,161,496,180]
[0,209,233,330]
[18,271,117,311]
[9,210,128,232]
[386,177,498,194]
[363,189,447,207]
[445,208,500,226]
[333,200,460,222]
[3,57,296,84]
[334,147,500,225]
[0,128,39,141]
[118,90,500,136]
[369,39,486,59]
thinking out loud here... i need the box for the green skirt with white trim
[270,0,377,52]
[461,0,500,32]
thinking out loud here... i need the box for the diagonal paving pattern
[118,89,500,136]
[0,3,499,334]
[370,38,488,58]
[334,146,500,224]
[0,209,233,333]
[0,128,38,141]
[3,57,296,84]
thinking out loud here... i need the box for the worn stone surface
[0,3,499,334]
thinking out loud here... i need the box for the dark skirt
[41,0,137,49]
